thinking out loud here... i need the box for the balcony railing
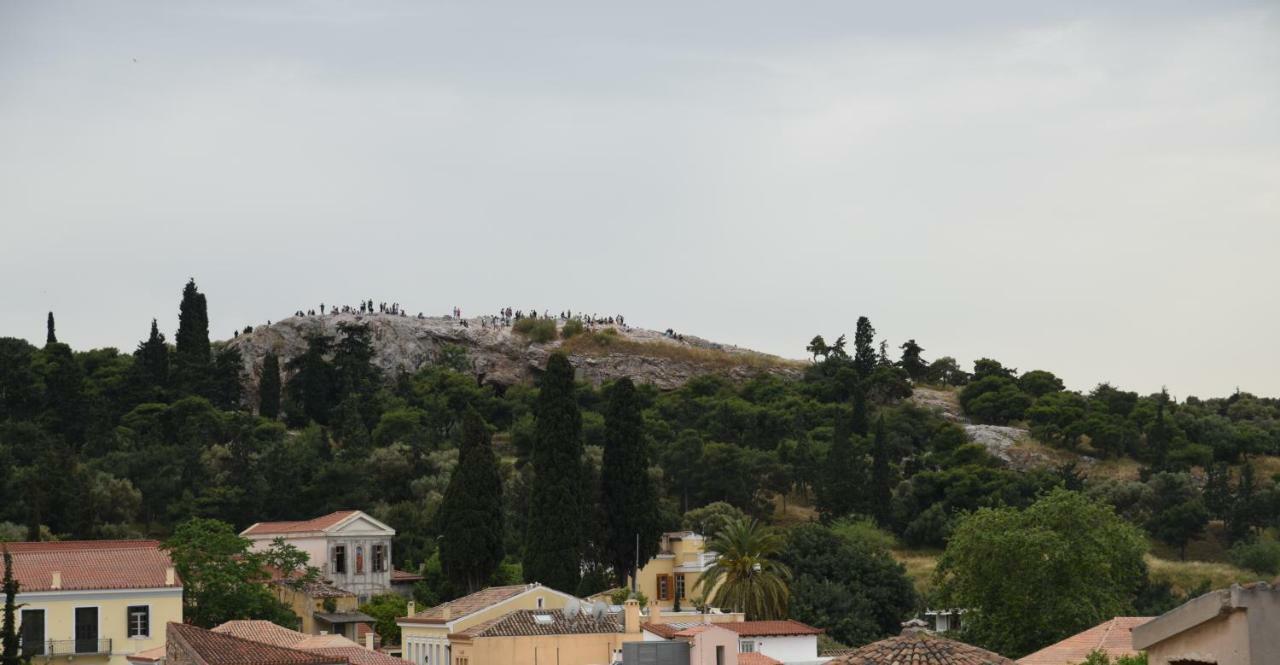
[37,639,114,656]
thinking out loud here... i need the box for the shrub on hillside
[561,319,584,339]
[1230,538,1280,575]
[512,317,557,343]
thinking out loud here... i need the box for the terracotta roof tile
[737,653,783,665]
[401,585,535,624]
[722,620,823,637]
[642,623,687,639]
[242,511,360,536]
[827,632,1016,665]
[390,569,423,583]
[213,621,409,665]
[169,623,341,665]
[457,610,622,638]
[309,647,408,665]
[214,620,309,648]
[3,540,179,592]
[126,645,167,663]
[1017,617,1151,665]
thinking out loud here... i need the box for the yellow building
[629,532,721,610]
[446,600,646,665]
[7,540,184,665]
[397,584,581,665]
[271,577,373,640]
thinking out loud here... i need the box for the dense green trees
[935,489,1147,658]
[523,353,587,592]
[817,405,865,520]
[135,319,169,399]
[174,279,211,396]
[1144,473,1208,559]
[600,378,662,587]
[898,339,926,381]
[438,409,505,594]
[781,522,916,647]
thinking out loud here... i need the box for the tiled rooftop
[169,623,341,665]
[737,653,782,665]
[1018,617,1150,665]
[723,620,823,637]
[401,584,534,624]
[3,540,179,592]
[242,511,360,536]
[457,610,622,638]
[213,620,407,665]
[827,632,1015,665]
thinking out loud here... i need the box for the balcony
[40,639,113,656]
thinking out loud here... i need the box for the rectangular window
[128,606,150,638]
[20,609,44,656]
[658,575,670,601]
[373,544,386,572]
[334,545,346,574]
[356,545,365,574]
[675,574,686,599]
[739,641,754,653]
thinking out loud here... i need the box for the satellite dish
[592,600,607,620]
[564,598,581,618]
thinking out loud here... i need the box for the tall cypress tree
[135,319,170,396]
[1,547,21,665]
[870,415,893,526]
[852,316,877,379]
[1147,389,1171,471]
[601,378,662,587]
[850,384,869,437]
[524,353,587,592]
[259,352,282,419]
[45,312,57,345]
[174,279,211,396]
[439,409,505,594]
[817,404,864,520]
[40,343,85,446]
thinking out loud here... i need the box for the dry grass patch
[891,549,941,597]
[1144,554,1260,595]
[560,330,802,371]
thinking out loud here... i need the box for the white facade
[243,511,396,601]
[737,635,820,664]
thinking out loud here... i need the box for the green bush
[512,317,557,343]
[1230,538,1280,575]
[830,516,901,551]
[561,319,584,339]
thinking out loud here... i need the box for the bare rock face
[223,313,803,405]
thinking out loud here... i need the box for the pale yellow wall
[16,590,183,665]
[628,535,724,610]
[401,589,572,642]
[688,627,738,665]
[276,586,361,635]
[1146,611,1250,665]
[451,632,633,665]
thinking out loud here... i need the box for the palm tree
[693,518,791,620]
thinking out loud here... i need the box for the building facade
[241,511,396,602]
[629,532,720,610]
[8,540,184,665]
[1132,582,1280,665]
[397,584,582,665]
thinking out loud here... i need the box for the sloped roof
[456,610,622,638]
[827,632,1015,665]
[241,511,361,536]
[213,621,408,665]
[169,623,341,665]
[1018,617,1151,665]
[400,584,536,624]
[126,645,167,664]
[3,540,179,592]
[738,654,783,665]
[391,569,424,583]
[642,622,697,640]
[723,620,823,637]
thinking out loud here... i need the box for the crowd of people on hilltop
[262,302,648,336]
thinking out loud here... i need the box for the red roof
[1018,617,1151,665]
[723,620,824,637]
[401,584,535,624]
[212,621,408,665]
[242,511,360,536]
[169,623,342,665]
[3,540,179,592]
[391,569,424,583]
[738,653,783,665]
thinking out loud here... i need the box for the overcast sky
[1,1,1277,398]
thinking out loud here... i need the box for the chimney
[364,632,375,651]
[165,567,176,586]
[51,571,61,590]
[623,599,641,635]
[406,601,416,616]
[649,601,663,624]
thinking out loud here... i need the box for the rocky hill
[223,313,804,403]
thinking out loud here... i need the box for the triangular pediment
[325,511,395,536]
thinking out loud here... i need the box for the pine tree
[870,415,893,526]
[1227,463,1259,543]
[850,384,869,437]
[1147,389,1171,470]
[853,316,877,379]
[45,312,56,345]
[600,378,662,587]
[1204,462,1232,519]
[2,547,22,665]
[40,343,86,446]
[210,346,244,411]
[439,409,505,594]
[135,319,170,396]
[259,352,282,419]
[524,353,587,591]
[174,279,211,396]
[898,339,927,381]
